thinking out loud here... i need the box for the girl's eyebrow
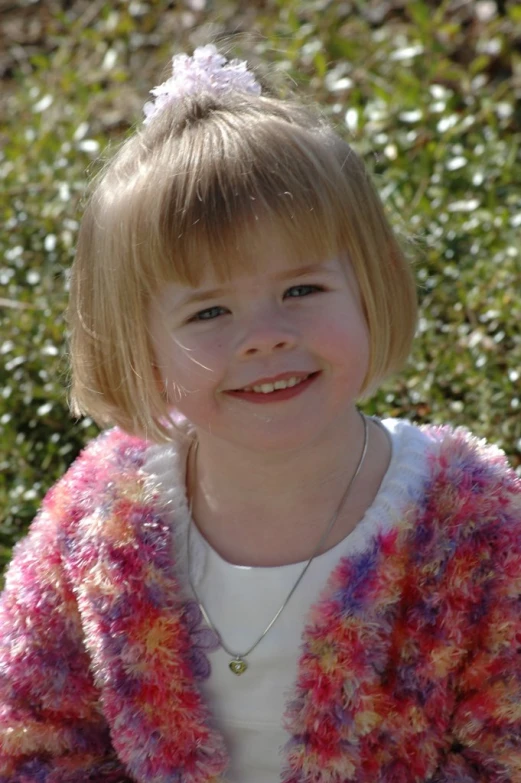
[177,262,334,308]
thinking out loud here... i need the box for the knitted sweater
[1,421,521,783]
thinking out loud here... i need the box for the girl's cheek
[174,338,228,382]
[196,331,229,358]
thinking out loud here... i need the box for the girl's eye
[188,285,324,322]
[284,284,324,298]
[190,305,228,322]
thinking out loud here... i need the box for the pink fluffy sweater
[1,422,521,782]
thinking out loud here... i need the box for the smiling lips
[225,371,320,403]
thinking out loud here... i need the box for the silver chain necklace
[186,410,369,675]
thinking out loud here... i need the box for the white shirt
[143,417,431,782]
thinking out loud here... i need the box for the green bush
[1,0,520,577]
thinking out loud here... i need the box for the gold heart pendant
[229,658,248,675]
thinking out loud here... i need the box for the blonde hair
[68,78,418,443]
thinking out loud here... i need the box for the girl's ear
[152,363,169,398]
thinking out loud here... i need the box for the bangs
[103,102,353,291]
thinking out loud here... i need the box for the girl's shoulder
[380,415,520,533]
[61,425,148,483]
[41,427,162,529]
[395,418,520,549]
[383,415,519,488]
[373,418,521,606]
[418,418,519,490]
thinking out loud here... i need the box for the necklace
[186,410,369,675]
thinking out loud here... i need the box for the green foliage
[1,0,520,577]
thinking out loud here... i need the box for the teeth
[242,375,310,393]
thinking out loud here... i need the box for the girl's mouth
[225,372,320,403]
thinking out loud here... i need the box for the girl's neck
[186,409,392,567]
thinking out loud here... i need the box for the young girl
[1,44,520,783]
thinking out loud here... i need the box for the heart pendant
[229,658,247,675]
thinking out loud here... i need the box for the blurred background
[1,0,520,576]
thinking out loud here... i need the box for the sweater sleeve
[433,487,521,782]
[0,498,133,782]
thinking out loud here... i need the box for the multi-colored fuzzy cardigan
[1,422,521,783]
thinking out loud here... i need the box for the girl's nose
[236,312,297,358]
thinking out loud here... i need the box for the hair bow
[143,44,261,125]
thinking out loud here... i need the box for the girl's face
[149,232,370,453]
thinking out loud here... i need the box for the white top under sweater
[141,417,431,782]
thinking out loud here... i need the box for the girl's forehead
[200,248,339,284]
[223,255,339,284]
[165,219,343,289]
